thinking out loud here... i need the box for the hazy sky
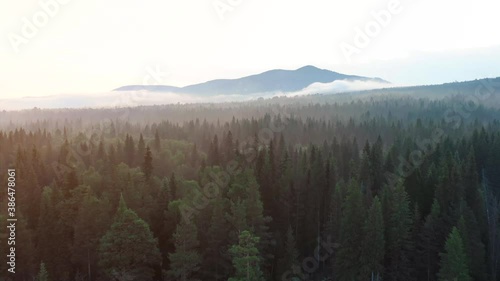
[1,0,500,99]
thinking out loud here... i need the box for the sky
[1,0,500,100]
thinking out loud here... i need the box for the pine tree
[124,134,136,167]
[360,196,385,279]
[438,227,472,281]
[169,173,178,200]
[203,198,230,280]
[154,129,161,152]
[37,187,60,277]
[208,135,220,166]
[72,194,111,280]
[190,144,199,167]
[38,262,50,281]
[226,169,272,268]
[97,140,106,159]
[168,219,202,281]
[98,195,161,280]
[223,130,234,163]
[63,168,79,198]
[457,207,487,281]
[279,225,300,279]
[228,231,265,281]
[138,133,146,165]
[370,136,384,195]
[386,183,414,281]
[335,181,365,281]
[15,211,36,279]
[142,145,153,181]
[419,199,446,281]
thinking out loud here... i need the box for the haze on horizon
[1,0,500,100]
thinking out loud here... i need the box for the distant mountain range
[114,65,389,96]
[350,77,500,99]
[3,75,500,111]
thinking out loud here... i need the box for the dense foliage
[0,93,499,280]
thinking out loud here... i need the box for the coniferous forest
[1,93,500,281]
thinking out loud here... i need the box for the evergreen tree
[457,208,487,281]
[208,135,220,166]
[124,134,136,167]
[386,183,414,281]
[38,262,50,281]
[37,187,61,278]
[419,199,446,281]
[228,231,265,281]
[98,195,161,280]
[438,227,472,281]
[154,129,161,151]
[72,194,111,280]
[360,196,385,279]
[370,136,384,195]
[138,133,146,165]
[335,181,365,281]
[142,145,153,181]
[169,173,178,200]
[278,225,300,280]
[14,210,36,278]
[168,219,202,281]
[203,198,230,280]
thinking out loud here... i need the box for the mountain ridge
[114,65,389,96]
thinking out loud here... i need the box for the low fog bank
[0,80,391,111]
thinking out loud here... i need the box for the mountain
[349,77,500,99]
[114,65,389,96]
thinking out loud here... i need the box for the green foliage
[0,95,498,280]
[385,183,414,281]
[335,181,365,281]
[37,262,49,281]
[168,219,202,281]
[143,145,154,181]
[98,195,161,280]
[360,196,385,278]
[228,231,265,281]
[438,227,472,281]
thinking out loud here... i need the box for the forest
[0,92,499,281]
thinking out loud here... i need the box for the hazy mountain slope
[350,77,500,99]
[114,65,388,95]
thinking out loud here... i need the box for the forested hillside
[0,94,499,281]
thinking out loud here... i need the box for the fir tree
[360,196,385,279]
[386,184,414,281]
[38,262,50,281]
[142,145,153,181]
[98,195,161,280]
[228,231,265,281]
[168,219,202,281]
[335,181,365,281]
[438,227,472,281]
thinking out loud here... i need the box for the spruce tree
[204,198,230,280]
[142,145,153,181]
[228,231,265,281]
[457,208,487,281]
[386,183,414,281]
[38,262,50,281]
[438,227,472,281]
[278,225,300,279]
[169,173,178,200]
[335,181,365,281]
[98,195,161,280]
[168,219,202,281]
[419,199,445,281]
[360,196,385,279]
[138,133,146,165]
[154,129,161,151]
